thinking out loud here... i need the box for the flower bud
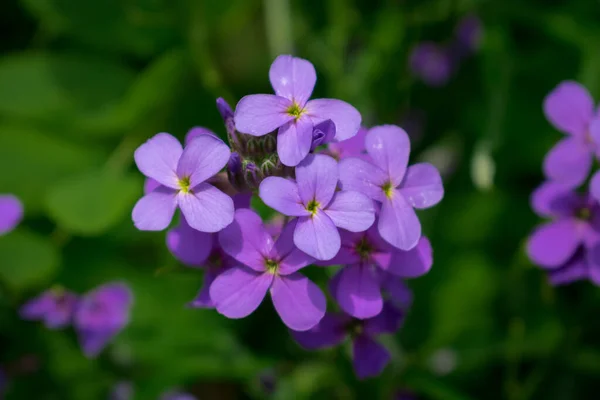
[262,134,277,154]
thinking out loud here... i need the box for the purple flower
[542,81,600,187]
[323,226,431,319]
[328,126,369,160]
[160,391,198,400]
[259,154,375,260]
[109,381,134,400]
[20,289,78,329]
[210,209,326,331]
[339,125,444,250]
[74,282,133,358]
[216,97,237,141]
[310,119,336,151]
[409,42,453,87]
[292,302,404,379]
[234,55,362,166]
[454,15,482,56]
[132,132,234,232]
[0,194,23,235]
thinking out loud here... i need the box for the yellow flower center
[265,259,279,274]
[306,199,320,216]
[287,102,304,120]
[382,181,394,199]
[355,238,373,260]
[178,176,191,193]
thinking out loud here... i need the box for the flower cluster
[20,282,132,358]
[527,81,600,285]
[132,55,444,378]
[0,194,23,235]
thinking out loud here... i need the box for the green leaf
[45,170,142,236]
[0,230,60,290]
[0,124,104,212]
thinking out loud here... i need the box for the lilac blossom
[292,302,404,379]
[132,132,234,232]
[542,81,600,187]
[74,282,133,358]
[0,194,23,235]
[20,289,78,329]
[339,125,444,250]
[527,182,600,285]
[210,209,326,331]
[322,226,431,319]
[234,55,361,166]
[409,42,453,87]
[259,154,375,260]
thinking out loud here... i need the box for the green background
[1,0,599,399]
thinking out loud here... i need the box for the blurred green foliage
[2,0,600,399]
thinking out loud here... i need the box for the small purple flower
[310,119,336,151]
[74,282,133,358]
[409,42,453,87]
[323,226,431,319]
[292,302,404,379]
[216,97,237,140]
[328,126,369,160]
[20,289,78,329]
[234,55,362,166]
[542,81,600,187]
[132,132,234,232]
[0,194,23,235]
[454,15,482,56]
[339,125,444,250]
[259,154,375,260]
[210,209,326,331]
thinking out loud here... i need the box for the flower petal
[339,157,387,202]
[259,177,308,216]
[543,137,592,187]
[184,126,216,146]
[591,171,600,203]
[132,187,178,231]
[134,133,182,189]
[295,153,338,206]
[363,302,405,335]
[290,313,349,348]
[306,99,362,141]
[177,183,234,233]
[143,178,161,195]
[548,257,588,286]
[269,55,316,106]
[166,217,213,266]
[531,181,581,218]
[386,236,432,278]
[379,191,421,251]
[526,219,581,268]
[324,191,375,232]
[0,194,23,235]
[77,328,119,358]
[294,212,341,260]
[399,163,444,209]
[234,94,293,136]
[218,209,273,271]
[177,135,230,186]
[543,81,594,136]
[210,266,272,319]
[316,230,363,266]
[329,126,368,159]
[277,117,314,166]
[335,263,383,319]
[270,273,326,331]
[378,272,413,310]
[365,125,410,185]
[352,334,391,380]
[275,221,315,275]
[189,269,220,309]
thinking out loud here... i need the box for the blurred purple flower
[74,282,133,358]
[292,302,404,379]
[339,125,444,250]
[234,55,361,166]
[132,132,233,232]
[160,391,197,400]
[542,81,600,187]
[0,194,23,235]
[409,42,453,87]
[20,289,78,329]
[109,381,134,400]
[260,154,375,260]
[454,15,483,56]
[211,209,326,331]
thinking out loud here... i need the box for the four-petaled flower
[340,125,444,250]
[234,55,361,166]
[260,154,375,260]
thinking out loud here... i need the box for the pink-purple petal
[134,133,182,189]
[295,154,338,206]
[543,81,594,136]
[527,219,582,268]
[259,177,308,216]
[189,269,220,309]
[166,218,213,266]
[132,187,178,231]
[291,313,348,348]
[339,157,387,202]
[269,55,316,106]
[306,99,362,141]
[335,263,383,319]
[294,212,341,260]
[591,171,600,202]
[530,181,580,218]
[329,126,368,159]
[276,222,315,275]
[277,117,314,166]
[185,126,216,146]
[324,191,375,232]
[399,163,444,209]
[352,334,391,380]
[210,266,273,319]
[176,135,231,186]
[379,191,421,251]
[0,194,23,235]
[386,236,433,278]
[270,273,326,331]
[234,94,293,136]
[365,125,410,185]
[143,178,161,195]
[363,302,404,335]
[177,183,234,233]
[542,137,592,187]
